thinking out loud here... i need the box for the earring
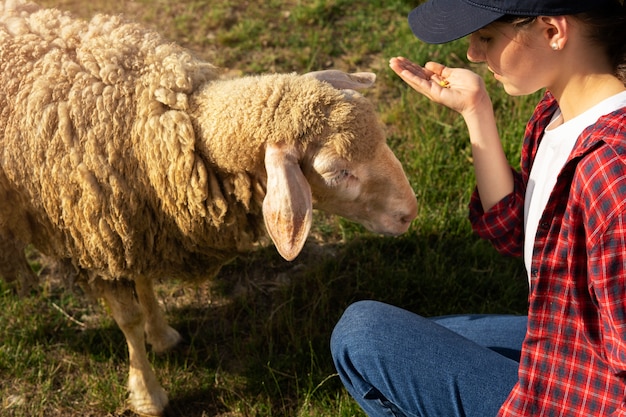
[551,42,559,50]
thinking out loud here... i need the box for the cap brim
[408,0,505,44]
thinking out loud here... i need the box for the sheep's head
[263,70,417,261]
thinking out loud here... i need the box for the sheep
[0,1,418,415]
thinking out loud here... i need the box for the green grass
[1,0,533,416]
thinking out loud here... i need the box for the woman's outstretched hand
[390,56,512,212]
[389,56,489,117]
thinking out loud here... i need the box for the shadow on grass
[5,231,528,416]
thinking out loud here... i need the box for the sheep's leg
[135,275,182,353]
[0,237,38,296]
[100,279,169,417]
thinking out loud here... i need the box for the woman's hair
[498,1,626,85]
[574,3,626,85]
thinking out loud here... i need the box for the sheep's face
[303,140,417,236]
[261,71,417,260]
[294,79,417,236]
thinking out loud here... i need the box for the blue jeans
[330,300,525,417]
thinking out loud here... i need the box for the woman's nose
[466,34,485,63]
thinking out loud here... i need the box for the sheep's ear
[304,70,376,90]
[262,143,313,261]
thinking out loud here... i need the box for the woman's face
[467,21,555,96]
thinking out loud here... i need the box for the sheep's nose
[405,199,418,221]
[398,202,417,228]
[400,213,414,226]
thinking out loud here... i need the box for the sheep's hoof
[147,325,182,353]
[127,386,169,417]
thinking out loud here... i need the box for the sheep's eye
[324,169,351,186]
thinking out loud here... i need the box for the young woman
[330,1,626,416]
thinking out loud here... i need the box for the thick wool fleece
[0,1,381,284]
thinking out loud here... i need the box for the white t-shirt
[524,91,626,282]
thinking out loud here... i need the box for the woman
[330,0,626,416]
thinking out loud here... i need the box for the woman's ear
[539,15,568,50]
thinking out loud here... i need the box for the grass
[1,0,535,416]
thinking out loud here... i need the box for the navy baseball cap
[408,0,615,44]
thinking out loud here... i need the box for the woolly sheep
[0,1,418,415]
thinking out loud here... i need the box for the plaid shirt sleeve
[468,170,525,257]
[469,92,559,258]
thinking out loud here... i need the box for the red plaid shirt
[470,91,626,416]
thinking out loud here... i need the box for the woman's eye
[479,36,491,43]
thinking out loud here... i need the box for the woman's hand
[390,56,513,212]
[389,57,490,117]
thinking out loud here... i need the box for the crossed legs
[331,300,524,417]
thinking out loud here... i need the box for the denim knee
[331,300,385,358]
[330,301,394,406]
